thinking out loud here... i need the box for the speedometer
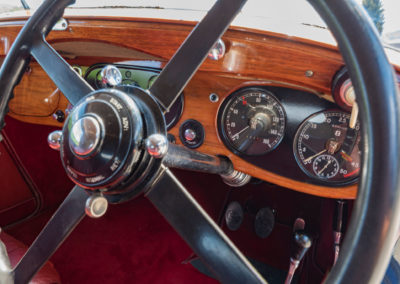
[293,110,361,183]
[219,88,286,156]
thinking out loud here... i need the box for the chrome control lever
[145,134,251,187]
[285,230,312,284]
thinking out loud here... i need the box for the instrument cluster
[217,85,361,186]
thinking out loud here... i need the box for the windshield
[1,0,399,46]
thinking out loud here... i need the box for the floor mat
[51,196,218,283]
[9,195,217,283]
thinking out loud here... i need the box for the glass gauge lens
[294,111,361,183]
[312,154,339,179]
[221,89,286,155]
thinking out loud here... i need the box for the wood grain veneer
[2,16,399,199]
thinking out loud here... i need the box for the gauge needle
[340,150,353,162]
[318,159,332,175]
[238,126,263,152]
[232,125,249,140]
[304,149,327,163]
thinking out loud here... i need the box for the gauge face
[312,154,339,179]
[220,89,286,155]
[294,111,361,183]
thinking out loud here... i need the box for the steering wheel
[0,0,399,283]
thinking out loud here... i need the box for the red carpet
[21,195,218,283]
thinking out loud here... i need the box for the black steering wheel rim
[0,0,399,283]
[309,1,400,282]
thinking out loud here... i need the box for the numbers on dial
[221,89,286,156]
[294,111,361,183]
[312,154,339,179]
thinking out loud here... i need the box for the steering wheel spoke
[13,186,88,284]
[31,38,93,105]
[149,0,247,111]
[146,167,266,283]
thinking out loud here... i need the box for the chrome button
[184,128,196,141]
[47,130,63,151]
[69,116,101,157]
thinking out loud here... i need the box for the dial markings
[294,111,361,183]
[222,89,286,156]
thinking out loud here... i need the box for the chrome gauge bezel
[293,110,360,185]
[218,87,286,156]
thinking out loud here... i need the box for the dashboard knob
[208,39,225,60]
[179,119,205,149]
[184,128,196,141]
[47,130,63,151]
[52,110,65,123]
[100,65,122,87]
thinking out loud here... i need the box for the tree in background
[362,0,385,34]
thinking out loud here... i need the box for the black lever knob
[291,230,312,262]
[285,230,313,284]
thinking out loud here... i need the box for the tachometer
[294,110,361,183]
[219,88,286,156]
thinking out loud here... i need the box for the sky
[1,0,399,34]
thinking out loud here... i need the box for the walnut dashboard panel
[10,65,61,117]
[3,16,399,199]
[0,16,345,93]
[8,68,358,199]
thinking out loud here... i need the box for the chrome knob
[184,128,196,141]
[47,130,63,151]
[145,134,168,158]
[69,116,101,157]
[85,194,108,218]
[100,65,122,87]
[208,39,226,60]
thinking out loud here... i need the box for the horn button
[61,89,144,190]
[69,116,101,157]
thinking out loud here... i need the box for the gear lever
[284,230,312,284]
[333,200,346,265]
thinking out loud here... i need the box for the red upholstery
[0,232,61,284]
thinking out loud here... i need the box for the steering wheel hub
[61,89,144,190]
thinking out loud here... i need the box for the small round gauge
[220,88,286,155]
[294,110,361,183]
[312,154,339,179]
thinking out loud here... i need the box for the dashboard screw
[209,93,219,103]
[305,70,314,77]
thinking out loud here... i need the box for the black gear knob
[291,230,312,262]
[285,230,313,284]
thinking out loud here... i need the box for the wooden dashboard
[1,15,399,199]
